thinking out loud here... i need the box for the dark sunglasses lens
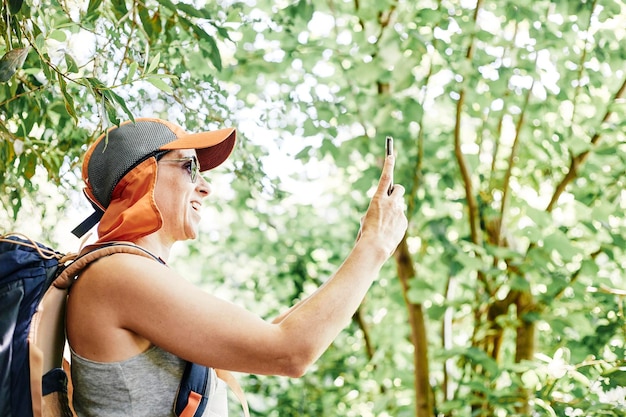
[191,158,198,182]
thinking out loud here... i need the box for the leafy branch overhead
[0,0,231,218]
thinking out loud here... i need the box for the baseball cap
[71,118,237,238]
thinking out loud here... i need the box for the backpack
[0,233,249,417]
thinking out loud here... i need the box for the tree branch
[496,78,535,246]
[352,305,375,360]
[546,76,626,212]
[544,0,623,212]
[588,284,626,297]
[454,0,483,246]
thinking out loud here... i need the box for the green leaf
[57,73,78,123]
[85,76,106,89]
[569,136,591,156]
[437,400,465,414]
[147,52,161,74]
[401,98,423,122]
[19,152,37,180]
[294,145,313,161]
[286,0,314,22]
[87,0,102,15]
[48,30,67,42]
[125,61,138,84]
[591,201,614,224]
[578,258,599,279]
[454,250,484,271]
[9,189,22,220]
[603,367,626,388]
[111,0,128,20]
[138,5,161,37]
[35,32,45,52]
[525,206,552,229]
[519,224,543,243]
[533,398,558,417]
[158,0,213,20]
[464,347,500,376]
[65,54,79,73]
[103,89,134,121]
[8,0,23,14]
[543,231,581,261]
[184,18,222,71]
[146,75,173,94]
[103,99,119,126]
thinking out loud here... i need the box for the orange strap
[179,391,203,417]
[63,357,78,417]
[216,369,250,417]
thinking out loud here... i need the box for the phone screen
[386,136,394,195]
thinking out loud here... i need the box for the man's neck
[133,234,172,263]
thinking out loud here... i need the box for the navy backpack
[0,233,227,417]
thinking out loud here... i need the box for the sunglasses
[159,156,200,183]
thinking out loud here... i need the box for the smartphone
[386,136,394,195]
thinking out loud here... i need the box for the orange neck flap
[96,158,163,243]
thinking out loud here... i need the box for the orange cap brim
[158,127,237,172]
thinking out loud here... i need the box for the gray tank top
[70,345,228,417]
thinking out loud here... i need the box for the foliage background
[1,0,625,416]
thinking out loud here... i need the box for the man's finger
[376,155,395,196]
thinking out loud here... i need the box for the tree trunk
[515,289,536,415]
[395,236,433,417]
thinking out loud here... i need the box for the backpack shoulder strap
[53,242,161,289]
